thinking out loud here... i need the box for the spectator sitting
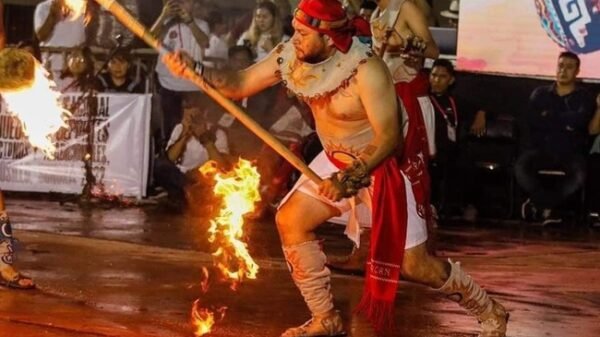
[425,58,489,221]
[516,52,596,225]
[34,0,86,88]
[98,48,143,93]
[237,1,288,61]
[60,47,98,92]
[153,107,229,211]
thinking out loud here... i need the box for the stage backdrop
[457,0,600,80]
[0,94,152,198]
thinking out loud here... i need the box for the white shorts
[279,151,428,249]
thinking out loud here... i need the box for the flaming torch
[0,48,69,158]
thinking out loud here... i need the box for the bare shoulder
[399,0,421,16]
[355,56,393,84]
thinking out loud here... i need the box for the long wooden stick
[93,0,322,184]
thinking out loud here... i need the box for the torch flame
[1,63,69,159]
[64,0,87,21]
[200,159,261,288]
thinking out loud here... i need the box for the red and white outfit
[277,36,428,250]
[277,0,432,334]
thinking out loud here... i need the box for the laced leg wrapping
[0,212,14,265]
[283,240,334,316]
[437,259,508,337]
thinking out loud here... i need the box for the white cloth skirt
[279,151,428,249]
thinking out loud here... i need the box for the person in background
[34,0,86,87]
[60,47,98,92]
[426,58,488,221]
[98,48,143,93]
[238,1,288,61]
[0,0,35,290]
[153,106,229,211]
[516,52,595,225]
[203,11,229,69]
[359,0,377,21]
[151,0,210,142]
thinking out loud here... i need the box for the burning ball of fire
[0,48,36,92]
[0,48,69,158]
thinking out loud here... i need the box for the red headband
[294,0,353,53]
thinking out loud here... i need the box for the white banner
[0,94,152,198]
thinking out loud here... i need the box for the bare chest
[307,81,365,123]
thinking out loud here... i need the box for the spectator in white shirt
[151,0,210,144]
[153,106,229,210]
[203,11,229,69]
[34,0,86,87]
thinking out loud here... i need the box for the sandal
[0,272,35,290]
[281,312,346,337]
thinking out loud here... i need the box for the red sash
[355,73,432,333]
[326,152,407,334]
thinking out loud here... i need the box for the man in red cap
[164,0,508,336]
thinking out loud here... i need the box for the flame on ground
[192,300,227,337]
[199,159,261,288]
[1,63,69,159]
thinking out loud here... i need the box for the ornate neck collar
[275,38,373,103]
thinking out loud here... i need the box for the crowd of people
[1,1,599,337]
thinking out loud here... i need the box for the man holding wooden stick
[163,0,508,336]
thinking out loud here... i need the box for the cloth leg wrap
[283,240,334,316]
[437,259,493,319]
[0,211,14,265]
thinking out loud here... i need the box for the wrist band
[331,159,371,198]
[194,61,204,76]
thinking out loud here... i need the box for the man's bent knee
[401,244,449,287]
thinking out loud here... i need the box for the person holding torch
[163,0,508,336]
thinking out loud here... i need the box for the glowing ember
[1,63,69,159]
[192,301,227,337]
[200,159,261,288]
[200,267,210,293]
[64,0,87,20]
